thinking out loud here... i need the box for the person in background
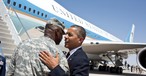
[6,18,69,76]
[127,64,130,70]
[124,60,127,69]
[39,25,89,76]
[0,41,6,76]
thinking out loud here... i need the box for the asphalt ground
[89,69,146,76]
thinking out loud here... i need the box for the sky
[55,0,146,65]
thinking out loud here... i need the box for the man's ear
[79,38,84,43]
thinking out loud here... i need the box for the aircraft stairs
[0,1,22,63]
[0,15,16,63]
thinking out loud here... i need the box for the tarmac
[89,69,146,76]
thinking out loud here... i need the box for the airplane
[0,0,146,74]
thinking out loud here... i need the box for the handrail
[0,0,21,45]
[11,8,31,39]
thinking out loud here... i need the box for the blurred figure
[127,64,130,70]
[136,65,138,73]
[124,60,127,68]
[131,65,133,72]
[0,41,6,76]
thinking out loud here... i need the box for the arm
[50,65,69,76]
[39,51,69,76]
[39,51,59,69]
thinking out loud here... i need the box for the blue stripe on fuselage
[4,0,110,41]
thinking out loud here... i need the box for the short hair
[71,25,86,39]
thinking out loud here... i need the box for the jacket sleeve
[0,56,6,76]
[71,57,89,76]
[50,65,69,76]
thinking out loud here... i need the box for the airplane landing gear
[109,66,123,74]
[98,52,123,74]
[98,65,123,74]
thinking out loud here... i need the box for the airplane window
[80,20,83,24]
[90,42,94,44]
[7,0,10,4]
[19,4,22,8]
[41,13,44,17]
[29,8,31,12]
[74,16,77,21]
[37,11,40,15]
[13,2,16,6]
[66,12,69,17]
[24,6,26,10]
[70,14,73,19]
[33,10,36,13]
[45,14,47,18]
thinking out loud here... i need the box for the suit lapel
[67,48,82,62]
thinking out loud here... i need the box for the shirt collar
[67,46,81,59]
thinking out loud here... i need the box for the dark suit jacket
[0,55,6,76]
[68,47,89,76]
[51,47,89,76]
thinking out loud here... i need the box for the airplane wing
[82,40,146,54]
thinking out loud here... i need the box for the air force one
[0,0,146,73]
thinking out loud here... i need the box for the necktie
[66,52,70,58]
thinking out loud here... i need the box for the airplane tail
[125,24,135,42]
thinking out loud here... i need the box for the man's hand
[39,51,59,69]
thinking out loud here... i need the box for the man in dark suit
[0,41,6,76]
[0,55,6,76]
[39,25,89,76]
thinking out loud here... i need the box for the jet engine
[137,47,146,71]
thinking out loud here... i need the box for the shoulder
[18,37,55,48]
[77,48,87,57]
[0,55,6,66]
[73,48,89,61]
[0,55,5,59]
[0,55,6,62]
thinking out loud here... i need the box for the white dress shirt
[67,46,81,60]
